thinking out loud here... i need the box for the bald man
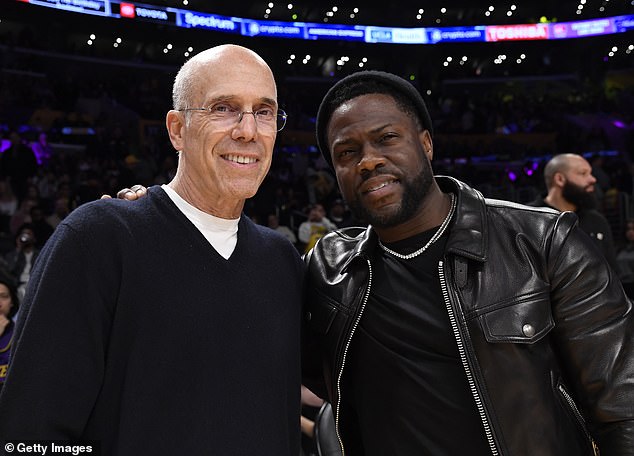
[528,153,618,271]
[0,45,304,455]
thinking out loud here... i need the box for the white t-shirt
[162,185,239,260]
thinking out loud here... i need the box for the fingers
[100,194,112,199]
[115,185,147,201]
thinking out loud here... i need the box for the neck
[544,192,576,212]
[168,175,245,219]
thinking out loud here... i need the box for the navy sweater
[0,187,304,455]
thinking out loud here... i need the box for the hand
[301,384,325,407]
[0,314,10,337]
[300,415,315,438]
[100,184,148,201]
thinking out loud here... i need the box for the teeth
[368,180,395,192]
[225,154,256,164]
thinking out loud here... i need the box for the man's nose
[357,144,386,173]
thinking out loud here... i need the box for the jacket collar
[346,176,488,267]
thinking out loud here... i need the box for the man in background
[529,153,618,272]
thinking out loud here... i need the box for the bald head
[172,44,275,112]
[543,154,589,190]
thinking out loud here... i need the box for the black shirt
[342,228,491,455]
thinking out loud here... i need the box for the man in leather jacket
[302,71,634,455]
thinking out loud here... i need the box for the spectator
[0,273,19,393]
[4,224,38,302]
[528,153,619,272]
[0,131,37,202]
[268,213,297,246]
[298,203,337,253]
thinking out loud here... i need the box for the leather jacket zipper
[334,258,373,456]
[438,260,499,455]
[557,383,600,455]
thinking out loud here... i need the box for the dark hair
[0,274,19,319]
[316,70,433,168]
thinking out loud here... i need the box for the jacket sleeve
[548,212,634,455]
[0,222,116,439]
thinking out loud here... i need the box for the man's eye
[211,104,235,114]
[337,149,356,158]
[380,133,398,141]
[256,108,274,116]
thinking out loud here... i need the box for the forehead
[327,93,409,138]
[195,56,277,105]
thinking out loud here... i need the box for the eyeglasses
[178,104,287,132]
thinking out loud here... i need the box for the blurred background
[0,0,632,254]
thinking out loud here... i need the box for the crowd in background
[0,18,633,303]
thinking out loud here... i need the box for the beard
[562,181,597,210]
[347,162,434,229]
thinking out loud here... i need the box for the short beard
[562,181,597,210]
[347,164,434,229]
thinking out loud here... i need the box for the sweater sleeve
[0,221,117,439]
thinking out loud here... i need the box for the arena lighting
[15,0,634,45]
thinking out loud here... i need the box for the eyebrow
[205,95,278,108]
[331,123,393,148]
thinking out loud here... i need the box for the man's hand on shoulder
[100,185,148,201]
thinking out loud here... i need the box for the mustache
[360,168,398,182]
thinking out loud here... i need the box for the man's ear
[553,171,566,187]
[419,130,433,160]
[166,110,185,151]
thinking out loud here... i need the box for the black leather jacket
[302,176,634,456]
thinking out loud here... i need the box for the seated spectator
[9,198,37,236]
[4,224,39,302]
[0,178,17,234]
[267,213,297,246]
[0,273,19,393]
[45,197,70,229]
[328,198,356,229]
[298,203,337,253]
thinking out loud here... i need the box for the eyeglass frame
[177,106,288,132]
